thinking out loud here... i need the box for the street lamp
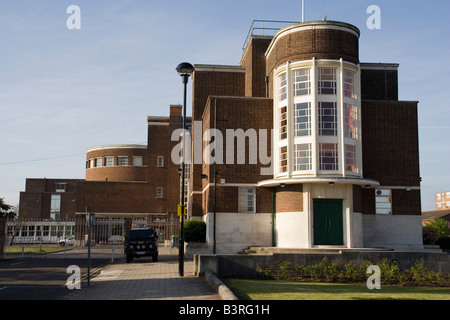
[176,62,194,277]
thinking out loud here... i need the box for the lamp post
[176,62,194,277]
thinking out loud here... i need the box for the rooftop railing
[242,20,300,52]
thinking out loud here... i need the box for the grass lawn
[3,244,69,255]
[223,278,450,300]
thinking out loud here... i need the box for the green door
[313,199,343,245]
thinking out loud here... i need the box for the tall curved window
[293,69,311,96]
[294,102,311,137]
[318,69,337,95]
[275,61,361,177]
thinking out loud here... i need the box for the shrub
[344,261,359,282]
[278,261,292,278]
[183,219,206,243]
[423,225,440,245]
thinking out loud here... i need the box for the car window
[129,230,156,240]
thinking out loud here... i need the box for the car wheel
[152,254,158,262]
[126,254,132,263]
[60,242,65,247]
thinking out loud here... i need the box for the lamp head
[176,62,194,77]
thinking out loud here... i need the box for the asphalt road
[0,258,110,300]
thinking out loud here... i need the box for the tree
[426,218,450,238]
[0,198,15,219]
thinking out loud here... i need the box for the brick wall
[361,100,420,187]
[240,37,272,98]
[86,146,147,182]
[266,24,359,96]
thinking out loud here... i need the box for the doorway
[313,199,343,245]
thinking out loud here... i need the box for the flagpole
[302,0,305,22]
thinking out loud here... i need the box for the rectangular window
[279,74,287,101]
[117,156,128,166]
[344,103,358,139]
[157,156,164,167]
[156,187,163,198]
[318,69,336,95]
[279,106,288,140]
[293,69,311,96]
[376,189,392,214]
[105,156,114,167]
[132,156,143,166]
[239,188,256,213]
[344,70,355,98]
[345,144,357,173]
[318,102,337,136]
[319,143,338,171]
[294,143,312,171]
[95,157,103,167]
[280,146,288,173]
[55,183,66,192]
[89,159,94,168]
[50,194,61,221]
[294,102,311,137]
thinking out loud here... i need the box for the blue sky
[0,0,449,212]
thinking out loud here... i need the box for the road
[0,258,110,300]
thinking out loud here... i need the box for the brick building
[18,20,423,253]
[190,20,422,253]
[19,105,189,226]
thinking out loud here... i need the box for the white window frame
[294,143,312,171]
[157,156,164,167]
[318,68,337,95]
[279,73,287,101]
[95,157,103,167]
[117,156,128,166]
[279,106,288,140]
[132,156,143,167]
[319,143,339,171]
[55,183,66,193]
[318,102,337,136]
[375,189,392,214]
[294,102,311,137]
[293,69,311,96]
[344,103,358,139]
[343,70,355,98]
[345,144,357,173]
[105,156,114,167]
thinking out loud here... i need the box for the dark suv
[125,227,159,263]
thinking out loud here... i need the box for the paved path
[61,247,222,300]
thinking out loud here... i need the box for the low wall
[194,251,450,278]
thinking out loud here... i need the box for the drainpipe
[213,98,217,254]
[271,188,275,247]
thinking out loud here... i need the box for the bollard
[111,248,114,263]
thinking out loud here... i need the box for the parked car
[59,235,75,247]
[108,235,123,245]
[124,227,158,263]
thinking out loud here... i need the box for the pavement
[57,245,228,300]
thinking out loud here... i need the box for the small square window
[117,156,128,166]
[105,157,114,167]
[95,158,103,167]
[132,156,143,166]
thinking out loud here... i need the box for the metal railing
[1,217,180,255]
[242,20,300,52]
